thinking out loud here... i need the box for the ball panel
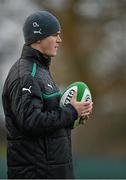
[60,81,92,107]
[60,86,77,107]
[81,88,92,102]
[76,82,88,101]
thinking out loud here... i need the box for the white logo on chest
[47,84,53,89]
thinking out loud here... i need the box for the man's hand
[70,91,93,117]
[70,91,93,128]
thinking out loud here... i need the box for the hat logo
[33,22,42,34]
[33,22,39,27]
[34,29,42,34]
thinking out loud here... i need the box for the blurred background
[0,0,126,178]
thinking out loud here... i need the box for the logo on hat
[34,29,42,34]
[33,22,42,34]
[33,22,40,27]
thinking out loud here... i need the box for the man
[2,11,93,179]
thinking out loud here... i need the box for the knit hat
[23,11,61,45]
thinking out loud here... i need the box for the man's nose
[57,35,62,43]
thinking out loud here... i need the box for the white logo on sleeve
[22,86,32,94]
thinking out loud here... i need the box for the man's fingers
[80,115,89,124]
[81,105,93,114]
[81,112,90,117]
[83,101,93,106]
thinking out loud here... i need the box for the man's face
[39,31,62,57]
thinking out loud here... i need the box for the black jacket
[2,45,78,179]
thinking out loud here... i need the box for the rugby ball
[60,81,92,107]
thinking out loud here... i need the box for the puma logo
[34,28,42,34]
[47,84,53,89]
[22,86,32,94]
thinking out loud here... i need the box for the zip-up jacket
[2,45,78,179]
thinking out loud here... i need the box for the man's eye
[53,33,58,36]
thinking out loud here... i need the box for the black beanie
[23,11,61,45]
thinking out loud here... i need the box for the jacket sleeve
[10,75,78,136]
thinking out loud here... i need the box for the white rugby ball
[60,81,92,107]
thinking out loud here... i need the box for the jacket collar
[21,45,51,68]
